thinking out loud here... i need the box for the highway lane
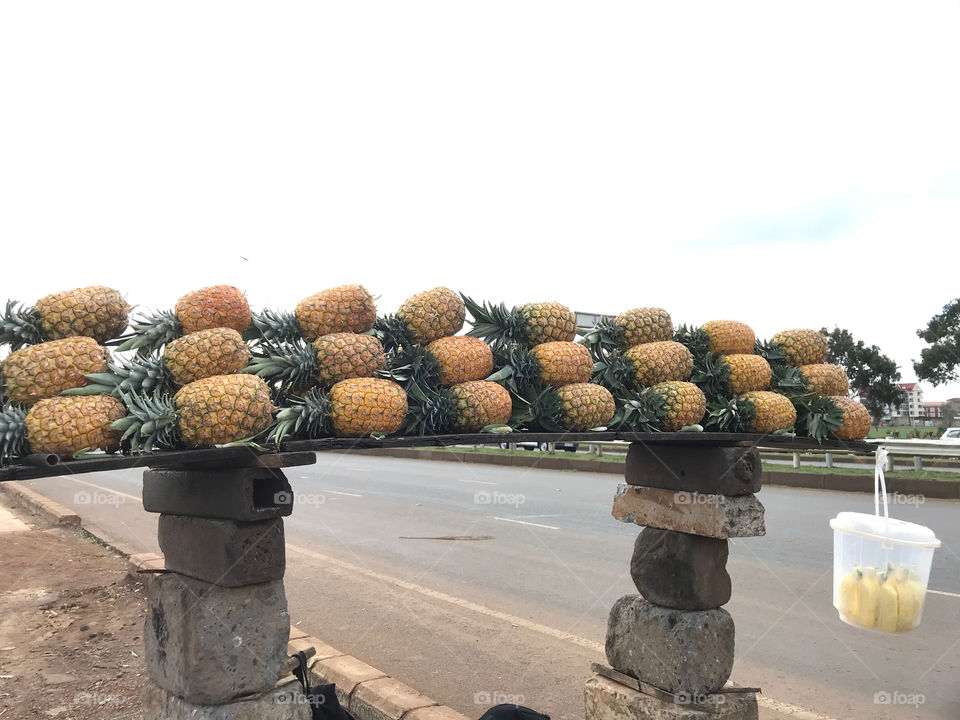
[14,453,960,720]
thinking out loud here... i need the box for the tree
[820,327,905,423]
[914,298,960,385]
[940,399,960,427]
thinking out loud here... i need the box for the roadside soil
[0,498,146,720]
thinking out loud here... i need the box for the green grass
[868,426,943,439]
[418,445,627,463]
[761,462,958,482]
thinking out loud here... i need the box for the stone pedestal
[142,461,309,719]
[589,444,763,720]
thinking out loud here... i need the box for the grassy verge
[418,445,627,463]
[761,462,958,482]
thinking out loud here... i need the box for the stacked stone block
[141,466,310,719]
[588,444,766,720]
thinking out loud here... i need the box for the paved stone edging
[0,480,81,526]
[351,448,960,499]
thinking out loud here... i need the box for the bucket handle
[874,448,893,548]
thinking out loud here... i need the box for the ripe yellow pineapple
[426,336,494,386]
[0,395,127,464]
[701,321,756,356]
[246,333,386,393]
[3,337,109,405]
[770,329,828,367]
[721,354,772,394]
[623,341,694,388]
[119,285,252,353]
[800,364,849,397]
[0,286,130,349]
[740,391,797,433]
[830,396,870,440]
[112,374,275,451]
[164,328,250,387]
[448,381,512,432]
[462,295,576,348]
[272,378,408,440]
[529,341,593,387]
[294,285,377,341]
[555,383,616,431]
[650,381,707,431]
[396,287,465,345]
[580,307,673,354]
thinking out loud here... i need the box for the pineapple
[769,329,828,367]
[462,295,577,348]
[799,364,849,397]
[0,396,126,465]
[291,285,377,342]
[529,342,593,387]
[0,287,130,350]
[830,396,870,440]
[3,337,109,405]
[405,380,512,434]
[740,391,797,433]
[425,336,493,386]
[516,383,615,432]
[112,374,275,451]
[397,287,465,345]
[651,381,707,431]
[246,334,386,393]
[118,285,251,353]
[68,327,250,398]
[623,341,694,387]
[720,354,772,394]
[701,321,756,356]
[271,377,408,440]
[580,307,673,355]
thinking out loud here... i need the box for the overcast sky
[2,2,959,402]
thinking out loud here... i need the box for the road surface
[14,454,959,720]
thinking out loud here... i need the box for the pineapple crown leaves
[704,396,756,433]
[486,343,542,397]
[673,324,712,357]
[755,338,787,367]
[578,316,624,357]
[110,391,181,453]
[769,364,809,399]
[793,394,844,443]
[689,350,733,402]
[461,294,529,348]
[244,339,318,394]
[372,315,415,356]
[510,387,566,432]
[0,403,29,466]
[245,309,302,344]
[63,352,173,398]
[609,387,665,432]
[400,380,455,435]
[269,388,334,445]
[380,345,442,390]
[590,349,636,396]
[113,309,182,354]
[0,300,45,349]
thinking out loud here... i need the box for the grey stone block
[605,595,734,696]
[625,445,761,496]
[145,573,290,704]
[142,467,293,521]
[158,515,285,587]
[612,485,765,539]
[143,680,311,719]
[631,529,730,610]
[585,674,758,720]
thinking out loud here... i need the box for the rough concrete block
[310,654,387,708]
[612,485,765,539]
[145,573,290,704]
[351,677,437,720]
[606,595,734,696]
[625,445,761,496]
[585,674,758,720]
[158,515,285,587]
[143,680,311,720]
[142,467,293,521]
[631,529,730,610]
[405,706,473,720]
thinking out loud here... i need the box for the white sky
[2,2,959,401]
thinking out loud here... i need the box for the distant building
[575,311,606,329]
[890,383,923,420]
[921,401,944,419]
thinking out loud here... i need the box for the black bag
[478,704,550,720]
[292,651,355,720]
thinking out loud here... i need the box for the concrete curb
[0,481,81,527]
[352,448,960,499]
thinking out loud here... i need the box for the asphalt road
[14,454,960,720]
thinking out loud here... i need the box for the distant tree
[820,327,905,423]
[940,399,960,427]
[914,298,960,385]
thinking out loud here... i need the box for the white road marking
[318,489,363,498]
[928,589,960,599]
[60,477,141,503]
[456,478,497,485]
[492,516,559,530]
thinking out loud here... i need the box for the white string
[874,447,889,521]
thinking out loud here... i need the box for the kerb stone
[143,680,310,720]
[142,467,293,521]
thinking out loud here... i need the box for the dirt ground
[0,499,147,720]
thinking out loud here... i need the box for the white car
[939,428,960,441]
